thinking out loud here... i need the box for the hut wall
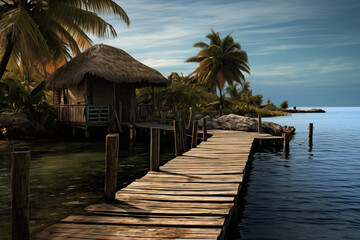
[67,87,77,104]
[92,80,113,105]
[76,81,86,104]
[115,84,136,122]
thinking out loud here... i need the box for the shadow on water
[0,133,174,239]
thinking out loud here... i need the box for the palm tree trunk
[219,88,223,116]
[0,32,14,80]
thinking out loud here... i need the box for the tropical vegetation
[0,0,130,133]
[0,0,130,81]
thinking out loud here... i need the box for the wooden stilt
[11,147,30,240]
[104,134,119,201]
[258,114,262,133]
[192,120,199,148]
[282,133,290,154]
[150,128,160,171]
[203,118,207,141]
[309,123,313,147]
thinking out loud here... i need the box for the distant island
[279,108,325,113]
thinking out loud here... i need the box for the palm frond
[193,41,209,49]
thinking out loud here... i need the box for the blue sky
[94,0,360,107]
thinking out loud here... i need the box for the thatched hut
[47,44,168,131]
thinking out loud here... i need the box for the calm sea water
[0,136,174,239]
[236,107,360,239]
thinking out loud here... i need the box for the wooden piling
[187,107,194,130]
[129,125,136,141]
[174,120,181,156]
[160,109,166,124]
[192,120,199,148]
[309,123,313,147]
[11,147,30,240]
[180,119,187,152]
[72,127,77,137]
[150,128,160,171]
[104,134,119,201]
[85,128,90,138]
[258,113,262,133]
[203,118,207,141]
[282,133,290,154]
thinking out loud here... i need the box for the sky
[94,0,360,107]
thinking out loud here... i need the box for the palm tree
[0,0,130,80]
[226,82,241,98]
[186,29,250,115]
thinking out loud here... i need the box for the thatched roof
[47,44,169,90]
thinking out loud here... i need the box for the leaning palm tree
[186,29,250,115]
[0,0,130,80]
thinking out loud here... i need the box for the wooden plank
[86,203,232,216]
[37,224,221,239]
[61,215,225,227]
[36,129,273,240]
[115,193,235,203]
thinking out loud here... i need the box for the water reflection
[236,107,360,239]
[0,137,174,239]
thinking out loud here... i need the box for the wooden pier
[36,130,279,240]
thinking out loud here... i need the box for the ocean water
[0,137,174,239]
[236,107,360,239]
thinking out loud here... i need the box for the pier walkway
[36,130,276,240]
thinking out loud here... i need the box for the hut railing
[87,105,111,123]
[58,104,111,124]
[58,104,86,123]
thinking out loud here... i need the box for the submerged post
[104,134,119,201]
[258,113,262,133]
[11,147,30,240]
[202,118,207,141]
[309,123,313,147]
[192,120,199,148]
[282,133,290,154]
[150,128,160,171]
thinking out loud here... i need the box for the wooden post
[187,107,194,130]
[192,120,199,148]
[309,123,313,147]
[85,128,90,138]
[202,118,207,141]
[104,134,119,201]
[177,110,182,122]
[11,147,30,240]
[282,133,290,154]
[129,125,136,142]
[160,109,166,124]
[150,128,160,171]
[258,113,262,133]
[173,120,181,156]
[72,127,76,137]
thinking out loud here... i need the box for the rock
[196,115,212,128]
[194,114,204,121]
[208,114,295,136]
[0,113,48,139]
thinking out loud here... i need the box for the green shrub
[280,101,289,109]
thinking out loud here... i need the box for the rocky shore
[195,114,295,136]
[1,112,295,140]
[0,113,48,140]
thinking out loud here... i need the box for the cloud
[251,58,360,86]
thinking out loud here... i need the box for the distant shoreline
[279,108,325,113]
